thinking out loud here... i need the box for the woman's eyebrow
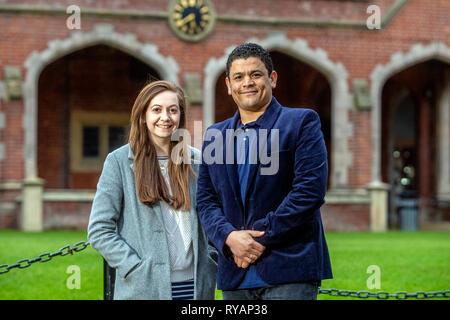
[150,104,179,108]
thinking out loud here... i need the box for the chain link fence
[1,241,449,300]
[318,288,450,299]
[0,241,90,275]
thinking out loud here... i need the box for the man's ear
[225,76,232,95]
[270,70,278,89]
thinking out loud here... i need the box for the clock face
[168,0,216,42]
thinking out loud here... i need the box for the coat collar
[128,144,134,160]
[128,143,198,171]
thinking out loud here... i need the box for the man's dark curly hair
[226,43,273,78]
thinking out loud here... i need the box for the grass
[0,230,102,300]
[0,230,448,300]
[320,231,450,299]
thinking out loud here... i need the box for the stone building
[0,0,449,231]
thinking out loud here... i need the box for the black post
[103,259,116,300]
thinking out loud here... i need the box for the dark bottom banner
[1,300,447,318]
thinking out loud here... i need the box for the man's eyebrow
[231,69,265,76]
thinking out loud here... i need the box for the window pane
[108,126,126,153]
[82,126,99,157]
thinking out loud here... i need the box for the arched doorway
[37,44,160,190]
[20,24,180,230]
[23,23,180,181]
[214,50,332,187]
[381,59,450,228]
[204,33,352,190]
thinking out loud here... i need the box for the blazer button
[240,226,245,230]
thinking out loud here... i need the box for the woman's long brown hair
[128,80,194,211]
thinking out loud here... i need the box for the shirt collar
[236,119,259,130]
[231,96,280,130]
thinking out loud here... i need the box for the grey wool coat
[87,144,217,300]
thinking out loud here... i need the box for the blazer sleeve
[252,109,328,247]
[196,136,237,258]
[87,152,142,279]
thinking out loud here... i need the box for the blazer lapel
[224,111,244,214]
[243,98,282,203]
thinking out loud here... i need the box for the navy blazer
[196,97,332,290]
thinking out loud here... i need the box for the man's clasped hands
[225,230,266,268]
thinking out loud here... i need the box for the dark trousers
[222,282,319,300]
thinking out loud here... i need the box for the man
[196,43,332,300]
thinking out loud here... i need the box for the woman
[87,80,217,300]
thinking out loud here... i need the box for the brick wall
[37,45,158,189]
[0,0,448,230]
[322,203,371,231]
[43,201,92,230]
[1,0,448,188]
[0,189,19,228]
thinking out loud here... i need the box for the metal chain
[0,241,90,275]
[1,241,449,300]
[319,288,450,299]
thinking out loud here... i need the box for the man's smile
[240,90,258,95]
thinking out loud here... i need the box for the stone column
[437,81,450,198]
[367,181,390,231]
[417,96,434,224]
[20,177,44,231]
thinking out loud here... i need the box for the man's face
[225,57,277,112]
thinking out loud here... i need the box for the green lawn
[319,231,450,300]
[0,230,102,300]
[0,230,448,300]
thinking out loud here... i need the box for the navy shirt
[234,119,269,289]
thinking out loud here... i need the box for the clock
[168,0,216,42]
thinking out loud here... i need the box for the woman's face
[145,90,181,143]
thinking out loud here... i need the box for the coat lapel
[127,145,167,227]
[190,192,199,298]
[128,145,135,173]
[188,146,199,298]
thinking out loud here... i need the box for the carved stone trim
[23,23,180,179]
[369,42,450,184]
